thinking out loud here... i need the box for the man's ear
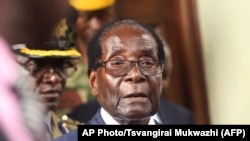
[88,70,98,96]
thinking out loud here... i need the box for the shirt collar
[100,107,156,125]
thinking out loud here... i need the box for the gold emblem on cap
[54,19,68,39]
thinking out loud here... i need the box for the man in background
[12,16,82,140]
[0,0,69,141]
[59,0,117,114]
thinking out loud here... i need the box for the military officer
[12,14,83,140]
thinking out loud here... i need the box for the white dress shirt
[100,107,157,125]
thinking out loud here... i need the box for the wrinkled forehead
[101,27,157,52]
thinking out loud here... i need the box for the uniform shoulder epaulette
[58,114,84,134]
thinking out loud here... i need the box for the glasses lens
[66,67,77,77]
[103,60,162,76]
[63,61,77,77]
[105,60,129,76]
[139,60,162,76]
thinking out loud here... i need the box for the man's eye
[109,60,125,66]
[140,60,154,67]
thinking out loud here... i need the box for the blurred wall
[197,0,250,124]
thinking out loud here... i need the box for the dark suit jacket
[68,98,195,124]
[86,99,195,125]
[157,99,195,124]
[54,99,195,141]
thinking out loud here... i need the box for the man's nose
[43,68,63,84]
[125,63,145,82]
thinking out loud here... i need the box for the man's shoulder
[158,99,196,124]
[68,99,100,123]
[160,99,191,113]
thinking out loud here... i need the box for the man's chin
[46,103,58,111]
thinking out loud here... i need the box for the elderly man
[54,18,178,140]
[67,20,195,125]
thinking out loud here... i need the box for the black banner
[78,125,250,140]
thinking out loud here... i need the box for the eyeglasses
[96,60,163,77]
[19,59,77,78]
[62,60,78,77]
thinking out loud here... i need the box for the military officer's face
[15,54,70,111]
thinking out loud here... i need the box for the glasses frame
[96,60,164,77]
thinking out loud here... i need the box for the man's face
[75,6,116,45]
[90,27,163,121]
[15,54,68,111]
